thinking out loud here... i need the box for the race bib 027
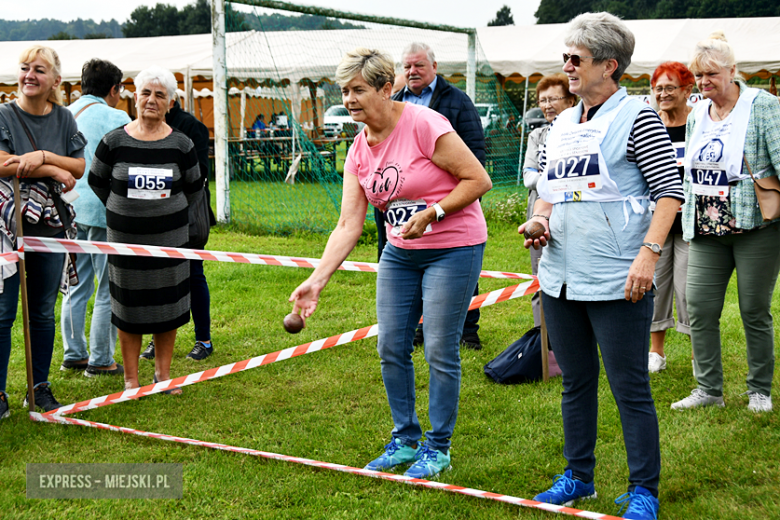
[127,167,173,200]
[547,153,601,193]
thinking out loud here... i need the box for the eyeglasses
[538,96,567,105]
[653,85,681,95]
[563,53,595,67]
[116,84,125,93]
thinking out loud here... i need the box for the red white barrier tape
[29,412,622,520]
[0,252,18,266]
[48,279,539,417]
[19,237,533,280]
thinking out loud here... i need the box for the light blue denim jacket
[68,95,131,228]
[539,89,653,301]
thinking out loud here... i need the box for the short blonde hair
[18,45,63,105]
[335,48,395,90]
[689,31,741,79]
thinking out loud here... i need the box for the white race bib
[690,160,729,197]
[385,198,432,237]
[546,141,601,194]
[127,167,173,200]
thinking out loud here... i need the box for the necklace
[711,102,734,122]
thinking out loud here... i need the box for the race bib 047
[691,161,729,197]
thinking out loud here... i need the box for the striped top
[540,105,685,202]
[88,127,201,334]
[89,127,202,246]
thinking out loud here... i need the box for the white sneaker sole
[561,492,598,507]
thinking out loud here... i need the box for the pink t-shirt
[344,103,487,250]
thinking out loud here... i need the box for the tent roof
[1,17,780,86]
[477,17,780,79]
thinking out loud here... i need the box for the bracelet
[41,150,46,165]
[531,213,550,221]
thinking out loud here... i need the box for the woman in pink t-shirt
[289,48,491,479]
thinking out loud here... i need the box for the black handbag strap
[8,102,73,231]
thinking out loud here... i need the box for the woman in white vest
[647,62,695,373]
[671,33,780,413]
[520,13,683,520]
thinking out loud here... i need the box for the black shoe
[413,328,424,347]
[186,341,213,361]
[60,359,89,371]
[140,340,155,360]
[23,382,62,412]
[84,364,125,377]
[0,390,9,420]
[460,332,482,350]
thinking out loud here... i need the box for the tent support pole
[517,76,528,185]
[212,0,230,224]
[185,67,194,114]
[466,31,476,102]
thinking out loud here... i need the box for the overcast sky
[4,0,541,28]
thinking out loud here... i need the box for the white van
[323,105,365,137]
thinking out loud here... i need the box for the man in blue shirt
[379,42,487,350]
[61,59,130,377]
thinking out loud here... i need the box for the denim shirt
[682,82,780,241]
[68,95,131,228]
[539,89,652,301]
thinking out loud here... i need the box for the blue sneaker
[403,443,451,479]
[364,439,421,472]
[533,469,597,506]
[615,486,659,520]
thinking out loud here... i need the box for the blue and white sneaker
[403,443,451,479]
[533,469,597,506]
[364,439,421,472]
[615,486,659,520]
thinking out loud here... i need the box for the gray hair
[133,66,178,102]
[689,31,741,78]
[401,42,436,65]
[564,12,635,82]
[335,48,395,90]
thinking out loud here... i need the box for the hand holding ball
[523,220,546,241]
[283,312,304,334]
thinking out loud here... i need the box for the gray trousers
[650,233,690,335]
[687,223,780,397]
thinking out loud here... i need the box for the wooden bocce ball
[283,313,304,334]
[523,221,546,241]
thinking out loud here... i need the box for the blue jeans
[61,225,117,367]
[376,242,484,453]
[190,259,211,342]
[374,206,480,335]
[0,241,65,392]
[542,289,660,497]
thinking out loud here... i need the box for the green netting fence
[223,1,524,235]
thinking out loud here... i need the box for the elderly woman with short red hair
[646,62,695,373]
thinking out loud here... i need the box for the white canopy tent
[477,17,780,80]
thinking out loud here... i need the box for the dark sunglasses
[563,53,595,67]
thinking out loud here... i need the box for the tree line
[2,0,363,41]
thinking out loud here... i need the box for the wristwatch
[431,202,446,222]
[642,242,662,255]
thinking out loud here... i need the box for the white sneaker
[671,389,725,410]
[746,391,773,413]
[648,352,667,373]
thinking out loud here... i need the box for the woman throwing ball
[289,48,491,479]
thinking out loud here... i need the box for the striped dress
[89,127,201,334]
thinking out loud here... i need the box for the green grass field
[1,217,779,519]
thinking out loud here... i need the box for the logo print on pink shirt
[368,165,400,203]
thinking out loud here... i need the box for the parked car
[323,105,365,137]
[523,107,547,131]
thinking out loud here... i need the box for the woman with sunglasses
[671,33,780,413]
[519,13,683,519]
[521,73,576,326]
[646,62,695,373]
